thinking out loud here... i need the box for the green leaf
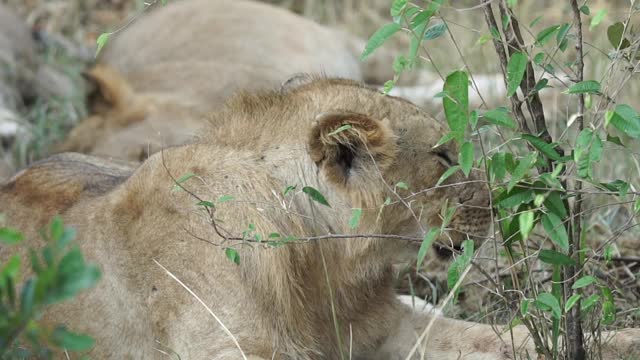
[0,227,23,245]
[383,80,395,94]
[435,132,455,147]
[50,216,64,242]
[530,16,543,28]
[395,182,409,190]
[423,23,447,41]
[476,33,492,46]
[225,248,240,265]
[302,186,331,207]
[217,195,235,204]
[533,52,545,65]
[443,71,469,142]
[518,210,535,240]
[197,200,215,208]
[172,172,195,191]
[539,249,576,266]
[393,55,410,73]
[572,275,597,289]
[544,192,567,218]
[20,278,35,316]
[447,239,474,302]
[606,134,623,146]
[542,212,569,252]
[521,299,531,317]
[606,104,640,138]
[497,187,534,208]
[390,0,408,17]
[607,22,631,50]
[536,25,561,46]
[507,52,527,96]
[535,292,562,319]
[1,255,21,284]
[459,141,474,177]
[574,129,602,178]
[566,80,601,94]
[533,78,549,94]
[95,32,111,57]
[601,287,616,325]
[56,228,77,252]
[482,108,517,129]
[556,23,571,44]
[417,228,439,269]
[507,153,537,191]
[590,9,607,30]
[581,294,600,312]
[349,208,362,229]
[436,165,461,186]
[410,0,444,30]
[565,294,582,312]
[490,153,506,181]
[283,185,297,196]
[603,25,623,50]
[579,5,590,15]
[52,327,95,351]
[469,110,479,130]
[361,23,401,60]
[522,134,562,161]
[327,124,353,136]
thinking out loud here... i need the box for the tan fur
[3,79,638,359]
[58,0,403,161]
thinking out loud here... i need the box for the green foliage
[482,108,517,129]
[0,217,100,359]
[506,52,527,96]
[416,228,439,269]
[459,142,474,177]
[446,240,474,303]
[368,1,639,356]
[442,71,469,142]
[224,248,240,265]
[360,23,401,60]
[348,208,363,229]
[302,186,331,207]
[95,32,111,57]
[566,80,601,94]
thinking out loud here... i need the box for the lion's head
[202,76,492,258]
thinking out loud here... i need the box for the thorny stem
[566,1,586,359]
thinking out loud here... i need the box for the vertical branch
[566,1,586,359]
[496,1,551,146]
[481,4,530,135]
[481,3,553,358]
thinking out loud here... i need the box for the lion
[57,0,403,162]
[3,78,638,359]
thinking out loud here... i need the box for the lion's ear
[83,65,135,111]
[308,111,397,187]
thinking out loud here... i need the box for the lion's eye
[434,150,456,168]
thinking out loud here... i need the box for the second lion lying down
[2,78,638,359]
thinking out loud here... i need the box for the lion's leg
[376,306,536,360]
[378,305,640,360]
